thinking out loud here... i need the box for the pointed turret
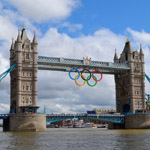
[32,31,38,44]
[140,43,144,55]
[10,38,14,50]
[114,49,119,62]
[17,29,21,42]
[21,24,28,43]
[123,37,133,54]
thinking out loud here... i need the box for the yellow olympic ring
[75,74,86,86]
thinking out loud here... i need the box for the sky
[0,0,150,114]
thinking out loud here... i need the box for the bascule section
[114,38,145,114]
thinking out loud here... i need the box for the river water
[0,128,150,150]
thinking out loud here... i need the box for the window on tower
[26,54,29,59]
[26,45,29,49]
[26,86,29,91]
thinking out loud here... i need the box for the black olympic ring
[81,69,91,81]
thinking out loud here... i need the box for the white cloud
[39,27,125,61]
[0,103,9,113]
[127,28,150,46]
[0,15,17,41]
[59,22,83,32]
[9,0,81,22]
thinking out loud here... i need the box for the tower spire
[114,49,119,62]
[140,43,144,55]
[17,29,21,42]
[126,37,130,43]
[22,22,25,30]
[32,30,38,44]
[21,23,28,43]
[10,37,14,50]
[123,37,133,53]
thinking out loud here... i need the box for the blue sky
[35,0,150,36]
[0,0,150,113]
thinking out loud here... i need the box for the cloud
[9,0,81,22]
[127,28,150,46]
[59,22,83,32]
[39,27,125,60]
[0,103,9,113]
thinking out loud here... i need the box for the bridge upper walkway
[38,56,130,74]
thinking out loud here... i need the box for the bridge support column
[108,123,125,129]
[125,114,150,129]
[3,114,46,132]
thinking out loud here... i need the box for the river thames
[0,128,150,150]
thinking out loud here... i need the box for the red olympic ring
[92,70,103,82]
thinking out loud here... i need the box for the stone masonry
[10,26,38,113]
[114,38,145,114]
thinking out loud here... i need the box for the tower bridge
[0,27,149,131]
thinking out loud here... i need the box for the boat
[97,124,108,128]
[83,123,97,128]
[73,119,84,128]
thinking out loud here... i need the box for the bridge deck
[46,114,125,124]
[38,56,130,74]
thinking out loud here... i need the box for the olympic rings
[75,74,86,86]
[87,75,97,87]
[81,69,91,81]
[92,70,103,81]
[69,68,80,80]
[69,68,103,87]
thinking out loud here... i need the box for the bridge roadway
[46,114,125,124]
[38,56,130,74]
[0,113,125,124]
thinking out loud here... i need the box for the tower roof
[123,38,133,53]
[21,24,28,43]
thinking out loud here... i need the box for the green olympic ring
[86,75,97,87]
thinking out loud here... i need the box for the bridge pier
[3,113,46,132]
[125,114,150,129]
[108,114,150,129]
[108,123,125,129]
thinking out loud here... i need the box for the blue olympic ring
[69,68,80,80]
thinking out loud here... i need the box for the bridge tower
[4,26,46,131]
[10,26,38,113]
[114,38,145,114]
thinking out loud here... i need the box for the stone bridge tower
[5,26,46,132]
[10,26,38,113]
[114,38,145,114]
